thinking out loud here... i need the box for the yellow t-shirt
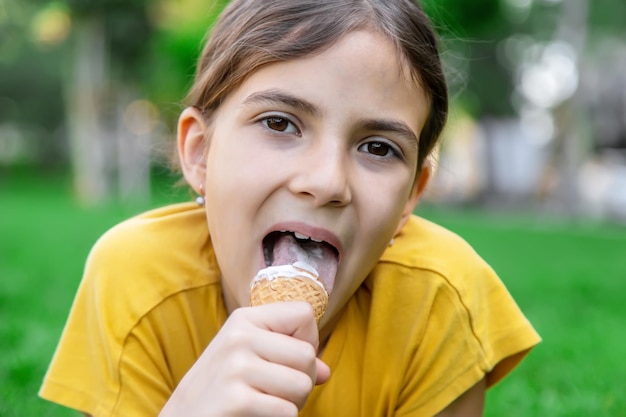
[40,202,540,416]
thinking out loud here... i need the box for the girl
[40,1,540,416]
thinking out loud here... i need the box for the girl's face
[179,29,430,328]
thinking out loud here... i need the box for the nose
[288,142,352,207]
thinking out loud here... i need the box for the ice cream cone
[249,263,328,324]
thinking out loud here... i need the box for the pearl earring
[196,184,205,206]
[389,238,395,247]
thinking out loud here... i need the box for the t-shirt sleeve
[39,285,181,416]
[38,223,178,416]
[39,233,135,415]
[39,204,220,416]
[394,261,541,416]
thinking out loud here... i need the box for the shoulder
[91,202,210,260]
[373,213,527,331]
[82,202,220,331]
[369,214,540,388]
[89,202,216,281]
[377,214,495,297]
[40,203,224,414]
[382,214,487,271]
[363,214,497,350]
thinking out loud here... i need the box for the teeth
[294,232,309,240]
[292,231,324,243]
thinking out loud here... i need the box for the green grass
[1,171,625,416]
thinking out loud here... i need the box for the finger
[315,358,331,385]
[245,391,299,417]
[252,332,318,378]
[247,302,320,348]
[246,360,314,410]
[217,383,299,417]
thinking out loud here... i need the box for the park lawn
[1,171,625,416]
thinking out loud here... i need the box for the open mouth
[262,231,339,292]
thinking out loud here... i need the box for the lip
[262,221,344,261]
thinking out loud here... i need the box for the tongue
[272,234,337,292]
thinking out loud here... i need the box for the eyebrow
[241,89,321,117]
[359,118,419,151]
[242,89,419,149]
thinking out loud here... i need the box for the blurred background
[1,0,625,416]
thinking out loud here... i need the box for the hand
[159,301,331,417]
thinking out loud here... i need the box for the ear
[177,107,209,194]
[394,160,432,236]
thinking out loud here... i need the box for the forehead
[221,30,429,132]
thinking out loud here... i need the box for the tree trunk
[116,93,152,204]
[65,17,112,206]
[551,0,590,215]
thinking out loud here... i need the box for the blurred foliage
[72,1,152,80]
[588,0,626,35]
[0,0,625,168]
[0,0,228,168]
[423,0,624,116]
[423,0,558,116]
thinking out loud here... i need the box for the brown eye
[261,116,299,135]
[367,142,392,157]
[358,140,400,160]
[266,117,289,132]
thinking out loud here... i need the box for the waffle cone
[250,276,328,324]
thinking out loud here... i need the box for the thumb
[315,358,331,385]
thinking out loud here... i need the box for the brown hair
[186,0,448,170]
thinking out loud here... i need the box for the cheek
[345,183,410,273]
[359,179,412,227]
